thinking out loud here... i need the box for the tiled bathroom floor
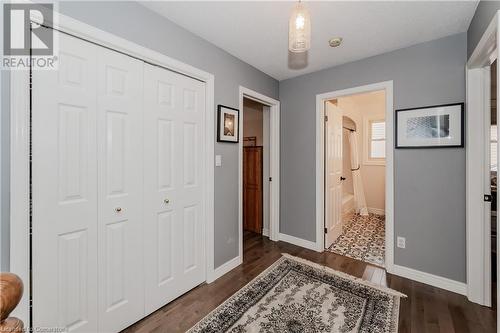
[327,213,385,267]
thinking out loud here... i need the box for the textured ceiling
[142,1,478,80]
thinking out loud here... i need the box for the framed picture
[217,105,239,143]
[395,103,464,148]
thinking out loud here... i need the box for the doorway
[324,91,387,267]
[242,98,267,236]
[315,81,395,272]
[465,13,499,308]
[237,87,280,264]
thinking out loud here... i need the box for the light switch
[215,155,222,167]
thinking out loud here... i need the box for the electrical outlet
[397,236,406,249]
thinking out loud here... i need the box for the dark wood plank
[122,232,497,333]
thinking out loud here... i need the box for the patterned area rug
[188,254,404,333]
[328,213,385,267]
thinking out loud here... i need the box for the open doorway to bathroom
[324,90,387,267]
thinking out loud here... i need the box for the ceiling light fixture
[329,37,343,48]
[288,1,311,53]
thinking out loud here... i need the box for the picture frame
[395,103,464,149]
[217,105,239,143]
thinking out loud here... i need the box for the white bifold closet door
[143,64,206,314]
[32,30,207,333]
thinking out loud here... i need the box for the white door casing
[96,47,145,331]
[325,102,343,247]
[143,64,206,313]
[483,65,492,307]
[236,86,280,271]
[466,11,499,307]
[315,81,394,270]
[32,31,99,332]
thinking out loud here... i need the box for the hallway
[124,232,495,333]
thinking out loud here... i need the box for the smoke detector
[329,37,343,48]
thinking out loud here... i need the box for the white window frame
[363,115,386,166]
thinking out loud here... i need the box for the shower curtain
[348,131,369,216]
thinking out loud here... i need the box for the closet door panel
[143,65,206,314]
[97,48,144,332]
[143,65,179,313]
[178,75,206,293]
[32,31,99,332]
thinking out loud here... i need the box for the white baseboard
[207,255,242,283]
[279,233,321,252]
[392,264,467,295]
[262,228,270,237]
[368,207,385,215]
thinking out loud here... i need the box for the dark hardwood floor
[123,231,496,333]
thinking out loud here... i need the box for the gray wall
[279,33,467,282]
[0,1,279,269]
[467,0,500,59]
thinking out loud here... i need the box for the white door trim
[238,86,281,261]
[9,69,30,324]
[315,81,395,273]
[10,11,216,325]
[465,11,499,307]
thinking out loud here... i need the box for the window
[491,125,497,172]
[363,117,386,166]
[369,120,386,159]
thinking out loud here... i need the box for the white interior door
[32,31,99,332]
[96,47,145,331]
[325,102,343,248]
[143,64,206,314]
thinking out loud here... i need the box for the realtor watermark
[2,2,58,70]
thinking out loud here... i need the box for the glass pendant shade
[288,2,311,53]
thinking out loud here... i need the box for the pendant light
[288,0,311,53]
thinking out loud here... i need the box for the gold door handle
[115,207,122,213]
